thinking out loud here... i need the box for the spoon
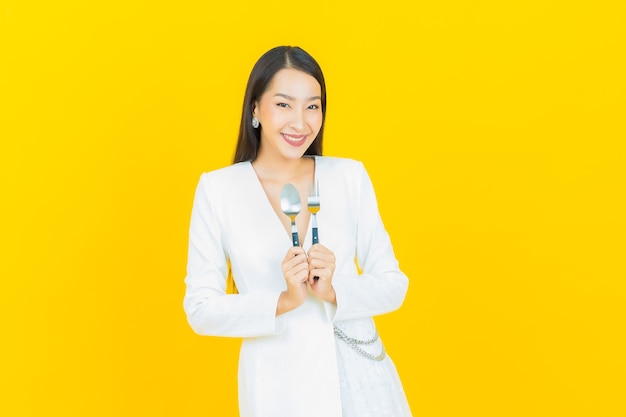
[280,183,301,247]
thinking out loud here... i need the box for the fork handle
[311,213,319,245]
[312,225,319,281]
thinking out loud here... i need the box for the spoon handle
[291,222,300,247]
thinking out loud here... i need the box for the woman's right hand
[276,246,309,315]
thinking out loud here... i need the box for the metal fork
[307,181,320,245]
[308,181,320,280]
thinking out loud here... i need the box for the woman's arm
[183,174,286,337]
[331,162,409,321]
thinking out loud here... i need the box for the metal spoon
[280,183,301,247]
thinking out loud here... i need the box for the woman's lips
[281,133,307,146]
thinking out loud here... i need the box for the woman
[184,46,412,417]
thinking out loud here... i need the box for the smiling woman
[252,68,323,162]
[183,46,412,417]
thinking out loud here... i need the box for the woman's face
[253,68,323,162]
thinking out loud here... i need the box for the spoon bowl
[280,183,301,247]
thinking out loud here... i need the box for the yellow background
[1,1,624,416]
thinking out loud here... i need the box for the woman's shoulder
[199,161,251,183]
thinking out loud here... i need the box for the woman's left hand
[307,244,336,304]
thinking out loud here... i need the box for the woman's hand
[307,244,336,304]
[276,246,309,315]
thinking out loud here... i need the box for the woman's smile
[281,133,308,146]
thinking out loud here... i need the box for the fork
[308,181,320,280]
[307,181,320,245]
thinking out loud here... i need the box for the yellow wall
[1,1,624,415]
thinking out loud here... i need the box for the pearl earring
[252,117,260,128]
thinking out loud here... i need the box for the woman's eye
[308,104,320,110]
[277,103,289,108]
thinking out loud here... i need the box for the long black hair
[233,46,327,163]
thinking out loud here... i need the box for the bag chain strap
[333,325,386,361]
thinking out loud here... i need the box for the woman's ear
[252,102,258,119]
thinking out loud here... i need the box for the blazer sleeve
[331,162,409,321]
[183,173,286,337]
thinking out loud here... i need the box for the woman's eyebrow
[274,93,321,101]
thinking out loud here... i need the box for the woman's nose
[289,108,304,130]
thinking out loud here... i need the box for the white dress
[184,156,412,417]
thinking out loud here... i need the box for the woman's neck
[252,155,313,183]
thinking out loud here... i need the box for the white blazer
[184,156,409,417]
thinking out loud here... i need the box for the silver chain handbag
[333,324,386,361]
